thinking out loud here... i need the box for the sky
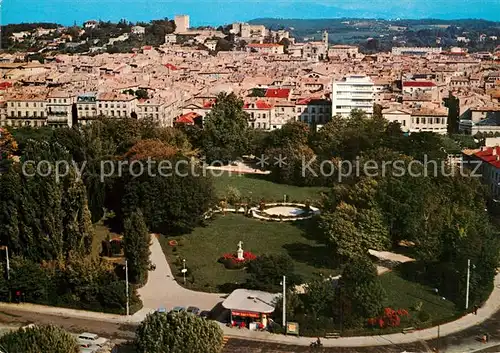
[3,0,500,26]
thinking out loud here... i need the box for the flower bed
[367,308,410,328]
[168,240,178,247]
[218,251,257,269]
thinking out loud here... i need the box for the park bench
[325,332,341,339]
[402,327,416,334]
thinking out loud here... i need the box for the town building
[174,15,190,33]
[75,92,98,125]
[331,75,374,117]
[5,93,47,127]
[46,91,75,127]
[97,93,137,118]
[392,47,442,56]
[246,44,284,55]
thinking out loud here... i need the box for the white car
[77,332,108,347]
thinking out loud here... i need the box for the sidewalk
[220,273,500,347]
[0,261,498,348]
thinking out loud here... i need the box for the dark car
[199,310,211,319]
[187,306,201,315]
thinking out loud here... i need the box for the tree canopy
[135,311,224,353]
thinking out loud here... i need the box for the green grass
[160,214,338,293]
[212,173,328,203]
[380,271,458,320]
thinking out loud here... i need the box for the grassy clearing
[160,213,338,293]
[212,173,328,203]
[380,271,458,321]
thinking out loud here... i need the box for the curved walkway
[134,235,225,320]
[0,236,498,349]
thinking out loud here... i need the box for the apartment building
[328,45,359,59]
[296,98,331,126]
[46,91,75,127]
[465,147,500,200]
[392,47,442,56]
[383,107,448,134]
[244,100,273,130]
[6,93,48,127]
[76,92,98,125]
[97,93,137,118]
[136,98,174,127]
[331,75,374,117]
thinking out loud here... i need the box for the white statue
[237,241,244,260]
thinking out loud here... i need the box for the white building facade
[332,75,374,117]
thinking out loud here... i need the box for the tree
[135,311,224,353]
[340,256,386,326]
[119,156,216,235]
[123,210,151,285]
[246,254,302,292]
[0,325,79,353]
[202,92,249,163]
[135,89,149,100]
[279,37,291,53]
[445,93,460,134]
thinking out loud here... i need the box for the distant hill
[248,18,500,48]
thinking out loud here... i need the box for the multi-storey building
[136,98,174,127]
[296,98,331,126]
[97,93,137,119]
[246,44,284,55]
[331,75,374,117]
[6,93,48,127]
[383,107,448,134]
[46,91,75,128]
[76,92,98,125]
[392,47,442,56]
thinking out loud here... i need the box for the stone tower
[322,30,329,51]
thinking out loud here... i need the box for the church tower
[322,30,329,51]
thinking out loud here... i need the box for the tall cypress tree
[123,210,151,286]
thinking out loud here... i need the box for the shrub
[417,310,431,323]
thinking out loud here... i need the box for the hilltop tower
[322,30,329,51]
[174,15,190,33]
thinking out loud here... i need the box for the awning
[231,311,260,318]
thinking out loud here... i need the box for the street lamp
[125,260,129,317]
[181,259,187,284]
[280,276,286,329]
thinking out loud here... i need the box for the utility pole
[5,246,9,281]
[282,275,286,330]
[466,259,471,310]
[125,260,129,317]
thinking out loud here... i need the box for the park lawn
[212,172,328,203]
[160,213,338,293]
[93,223,122,259]
[380,271,458,323]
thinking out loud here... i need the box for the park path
[134,235,226,320]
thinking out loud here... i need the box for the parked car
[186,306,200,315]
[156,307,168,313]
[171,306,186,313]
[199,310,211,319]
[77,332,108,347]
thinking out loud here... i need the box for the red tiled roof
[164,63,178,70]
[265,88,290,99]
[474,147,500,168]
[244,100,273,110]
[176,112,201,124]
[203,99,216,108]
[403,81,436,88]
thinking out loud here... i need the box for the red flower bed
[367,308,409,328]
[168,240,178,247]
[219,251,257,269]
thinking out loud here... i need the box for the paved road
[134,235,225,319]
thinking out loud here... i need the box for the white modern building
[331,75,374,117]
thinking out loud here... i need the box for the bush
[417,310,431,323]
[136,311,224,353]
[0,325,79,353]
